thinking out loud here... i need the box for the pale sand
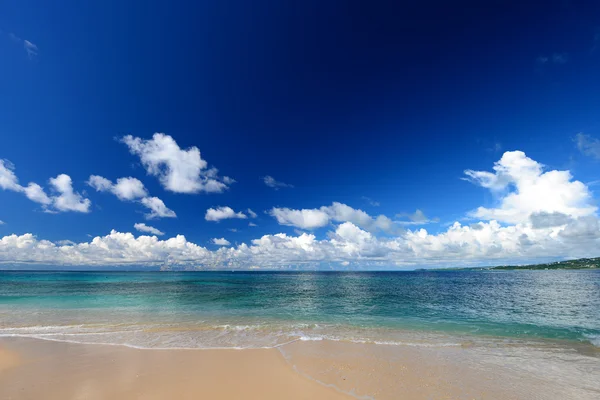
[0,338,350,400]
[1,337,598,399]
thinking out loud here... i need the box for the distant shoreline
[0,255,600,271]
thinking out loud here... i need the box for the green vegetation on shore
[427,257,600,271]
[491,257,600,270]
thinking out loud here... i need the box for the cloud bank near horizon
[2,135,600,269]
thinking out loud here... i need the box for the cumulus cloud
[0,220,4,225]
[87,175,174,219]
[1,160,89,212]
[464,151,595,224]
[247,209,257,218]
[122,133,232,194]
[270,207,330,229]
[269,202,396,232]
[0,231,212,266]
[205,206,247,222]
[48,174,91,213]
[0,160,21,191]
[575,133,600,160]
[2,214,599,268]
[112,178,147,200]
[140,197,177,219]
[2,150,600,269]
[212,238,231,246]
[23,183,52,205]
[134,223,164,236]
[558,216,600,241]
[530,211,571,229]
[263,176,293,189]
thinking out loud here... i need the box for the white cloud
[575,133,600,160]
[0,231,212,266]
[205,206,247,222]
[269,202,396,232]
[0,160,22,191]
[87,175,174,219]
[87,175,113,192]
[1,160,90,212]
[112,178,148,200]
[134,223,165,236]
[464,151,596,224]
[23,183,52,205]
[0,161,51,205]
[263,176,293,189]
[1,213,600,268]
[122,133,232,194]
[0,220,4,225]
[48,174,91,213]
[140,197,177,219]
[2,150,600,269]
[249,222,257,227]
[89,176,147,201]
[269,207,330,229]
[212,238,231,246]
[247,209,257,218]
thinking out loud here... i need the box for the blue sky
[2,1,600,269]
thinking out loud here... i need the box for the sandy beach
[2,336,598,400]
[0,337,350,400]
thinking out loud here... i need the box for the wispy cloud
[396,209,439,225]
[6,32,38,59]
[361,196,380,207]
[574,133,600,159]
[23,40,38,58]
[536,53,568,65]
[263,176,293,189]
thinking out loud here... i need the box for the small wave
[584,334,600,347]
[300,336,323,341]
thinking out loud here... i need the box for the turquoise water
[1,270,599,349]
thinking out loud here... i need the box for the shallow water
[1,270,599,349]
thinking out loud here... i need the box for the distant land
[428,257,600,271]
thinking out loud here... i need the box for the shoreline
[2,336,599,399]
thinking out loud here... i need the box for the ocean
[1,270,598,349]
